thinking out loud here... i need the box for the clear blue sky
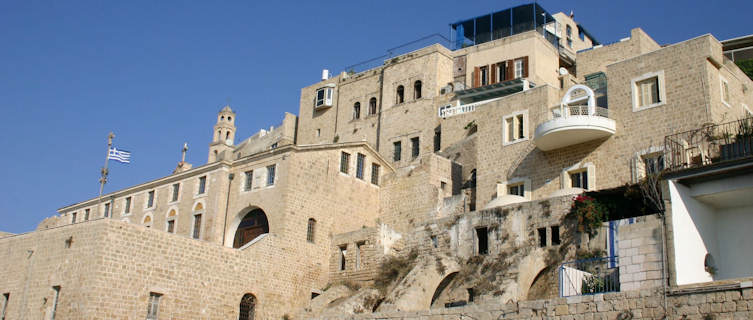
[1,0,751,234]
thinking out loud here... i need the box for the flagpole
[97,132,114,218]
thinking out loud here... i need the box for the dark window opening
[434,126,441,152]
[356,153,365,179]
[537,227,547,247]
[71,212,77,224]
[84,209,90,221]
[369,97,377,115]
[411,137,419,158]
[233,209,269,248]
[570,171,588,189]
[476,227,488,255]
[551,226,560,245]
[414,80,422,99]
[239,293,256,320]
[467,288,475,302]
[353,102,361,120]
[339,245,347,271]
[147,190,155,207]
[431,235,438,248]
[340,152,350,174]
[192,214,202,239]
[51,286,61,320]
[306,218,316,243]
[396,85,404,104]
[167,220,175,233]
[171,183,180,202]
[198,176,207,194]
[266,165,275,186]
[104,202,111,218]
[393,141,401,162]
[2,293,9,320]
[371,163,380,185]
[311,292,320,300]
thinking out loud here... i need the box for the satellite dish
[559,67,569,76]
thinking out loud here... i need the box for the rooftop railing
[551,105,610,119]
[664,117,753,173]
[560,256,620,297]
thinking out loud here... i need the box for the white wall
[715,206,753,279]
[669,181,717,285]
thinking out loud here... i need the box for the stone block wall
[618,215,665,292]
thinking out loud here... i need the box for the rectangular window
[51,286,60,320]
[167,220,175,233]
[480,66,489,86]
[104,203,110,218]
[644,154,665,175]
[508,183,524,197]
[124,197,131,214]
[171,183,180,202]
[514,59,524,78]
[475,227,488,255]
[721,79,730,105]
[411,137,419,158]
[340,152,350,174]
[192,214,202,239]
[84,209,90,221]
[393,141,401,162]
[244,170,253,191]
[431,235,438,248]
[71,212,77,224]
[2,293,8,320]
[538,227,547,247]
[198,176,206,194]
[146,292,162,320]
[551,226,561,245]
[637,76,660,107]
[147,190,155,208]
[504,111,527,144]
[356,153,365,179]
[339,245,347,271]
[517,114,524,139]
[434,128,441,152]
[371,163,380,185]
[266,165,275,186]
[356,242,364,270]
[315,87,333,108]
[570,170,588,189]
[506,118,514,142]
[495,62,506,82]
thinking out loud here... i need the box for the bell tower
[208,105,236,162]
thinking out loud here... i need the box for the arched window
[414,80,422,99]
[396,85,405,104]
[192,203,204,239]
[307,218,316,243]
[239,294,256,320]
[143,215,152,228]
[353,102,361,120]
[369,97,377,115]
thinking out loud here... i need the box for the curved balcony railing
[534,105,616,151]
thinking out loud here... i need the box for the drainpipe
[221,172,234,247]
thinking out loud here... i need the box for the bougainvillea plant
[570,195,608,236]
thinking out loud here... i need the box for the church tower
[208,105,236,162]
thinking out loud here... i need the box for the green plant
[735,117,753,140]
[464,120,477,135]
[570,195,608,236]
[575,249,605,260]
[581,275,606,294]
[374,250,418,295]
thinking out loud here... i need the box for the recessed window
[356,153,365,179]
[475,227,489,255]
[192,214,202,239]
[632,71,666,111]
[353,102,361,120]
[570,170,588,189]
[244,170,253,191]
[356,241,365,270]
[51,286,61,320]
[508,183,524,197]
[166,210,177,233]
[197,176,207,195]
[643,153,665,175]
[146,292,162,320]
[339,245,347,271]
[480,66,489,86]
[396,85,405,104]
[104,202,111,218]
[307,218,316,243]
[340,152,350,174]
[124,197,132,214]
[71,212,77,224]
[538,228,547,247]
[171,183,180,202]
[551,226,561,245]
[2,293,9,320]
[371,163,380,186]
[369,97,377,115]
[146,190,155,208]
[393,141,401,162]
[411,137,419,158]
[721,77,730,106]
[414,80,422,99]
[503,111,528,145]
[84,208,90,221]
[266,165,276,186]
[315,87,334,108]
[566,25,573,48]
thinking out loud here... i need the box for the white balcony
[533,84,616,151]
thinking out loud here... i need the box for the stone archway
[232,208,269,248]
[239,293,256,320]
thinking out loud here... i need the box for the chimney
[321,69,329,81]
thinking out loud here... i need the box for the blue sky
[1,0,751,234]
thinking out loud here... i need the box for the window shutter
[490,64,497,84]
[325,88,333,106]
[506,60,514,81]
[473,67,480,88]
[522,56,529,78]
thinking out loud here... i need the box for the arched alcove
[231,208,269,248]
[239,293,256,320]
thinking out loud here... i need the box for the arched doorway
[233,209,269,248]
[239,293,256,320]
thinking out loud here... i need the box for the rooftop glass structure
[450,3,556,50]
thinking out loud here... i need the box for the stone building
[2,3,753,319]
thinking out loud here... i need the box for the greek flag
[108,147,131,164]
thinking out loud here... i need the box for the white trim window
[562,162,595,191]
[170,183,180,203]
[145,190,156,210]
[514,59,524,79]
[196,176,207,195]
[496,177,531,200]
[720,76,731,107]
[123,196,132,216]
[632,70,666,111]
[315,86,334,108]
[503,110,529,145]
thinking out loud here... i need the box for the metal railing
[559,256,620,297]
[438,97,504,118]
[341,34,451,75]
[551,105,610,119]
[664,117,753,172]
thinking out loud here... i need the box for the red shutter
[490,64,497,84]
[505,60,513,81]
[473,66,480,88]
[522,56,529,78]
